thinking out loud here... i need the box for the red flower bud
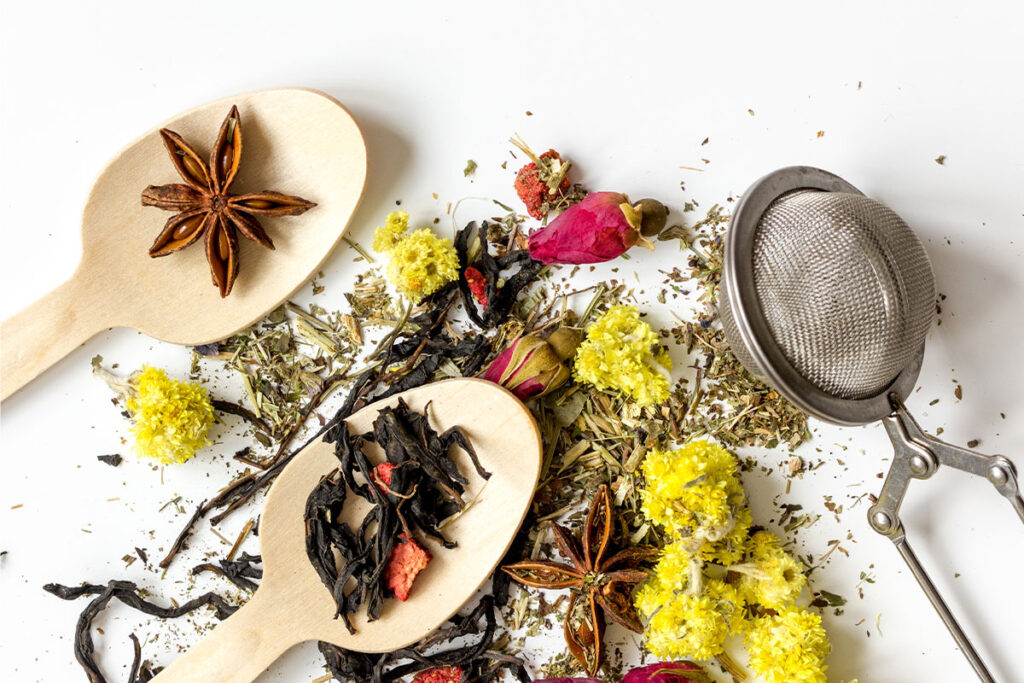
[528,191,656,265]
[482,327,581,400]
[532,662,707,683]
[621,662,710,683]
[385,533,431,601]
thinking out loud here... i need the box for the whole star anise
[502,485,654,676]
[141,105,316,297]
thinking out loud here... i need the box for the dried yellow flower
[736,530,807,610]
[744,605,830,683]
[572,304,671,407]
[372,211,458,302]
[639,440,750,563]
[126,366,214,465]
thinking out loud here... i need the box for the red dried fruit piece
[386,533,431,601]
[514,149,570,220]
[411,666,463,683]
[464,266,488,306]
[371,462,395,493]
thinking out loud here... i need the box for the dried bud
[482,327,582,400]
[528,191,655,265]
[621,662,711,683]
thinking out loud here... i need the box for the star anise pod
[501,485,655,676]
[141,105,316,297]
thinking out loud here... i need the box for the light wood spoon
[0,88,367,400]
[151,378,541,682]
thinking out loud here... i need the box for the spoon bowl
[1,88,367,399]
[152,378,542,682]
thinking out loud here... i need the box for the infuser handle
[865,396,1022,683]
[886,528,995,683]
[899,412,1024,524]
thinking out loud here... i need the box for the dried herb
[141,105,316,297]
[455,221,544,329]
[96,454,122,467]
[502,486,654,676]
[318,596,530,683]
[306,399,490,632]
[43,580,237,683]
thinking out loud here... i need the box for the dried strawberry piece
[514,149,570,220]
[371,462,395,493]
[464,266,488,307]
[411,666,463,683]
[385,533,431,601]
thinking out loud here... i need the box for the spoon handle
[151,589,300,683]
[0,272,111,400]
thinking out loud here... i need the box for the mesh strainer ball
[720,166,936,425]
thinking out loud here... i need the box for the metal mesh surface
[751,190,935,399]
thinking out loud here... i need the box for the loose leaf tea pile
[306,398,490,631]
[42,134,841,683]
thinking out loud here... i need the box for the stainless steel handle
[866,395,1022,683]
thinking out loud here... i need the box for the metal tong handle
[867,395,1024,683]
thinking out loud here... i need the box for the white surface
[2,1,1023,682]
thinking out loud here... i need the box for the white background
[2,1,1024,682]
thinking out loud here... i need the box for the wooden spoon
[151,378,541,682]
[0,88,367,400]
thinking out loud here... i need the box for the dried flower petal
[514,147,571,219]
[385,533,431,601]
[412,666,463,683]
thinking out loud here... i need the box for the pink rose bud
[482,327,581,400]
[527,191,657,265]
[621,662,710,683]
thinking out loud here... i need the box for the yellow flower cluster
[634,541,741,659]
[635,440,830,681]
[372,210,459,302]
[745,606,830,683]
[126,366,214,465]
[640,440,750,563]
[737,530,807,609]
[572,305,672,407]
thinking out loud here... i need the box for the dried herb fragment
[96,454,122,467]
[317,595,530,683]
[141,105,316,297]
[502,485,654,676]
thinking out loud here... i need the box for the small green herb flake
[935,155,947,165]
[818,589,847,607]
[463,159,477,177]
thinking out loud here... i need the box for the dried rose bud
[482,327,581,400]
[413,667,463,683]
[621,661,711,683]
[528,191,655,265]
[385,533,431,601]
[512,137,571,219]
